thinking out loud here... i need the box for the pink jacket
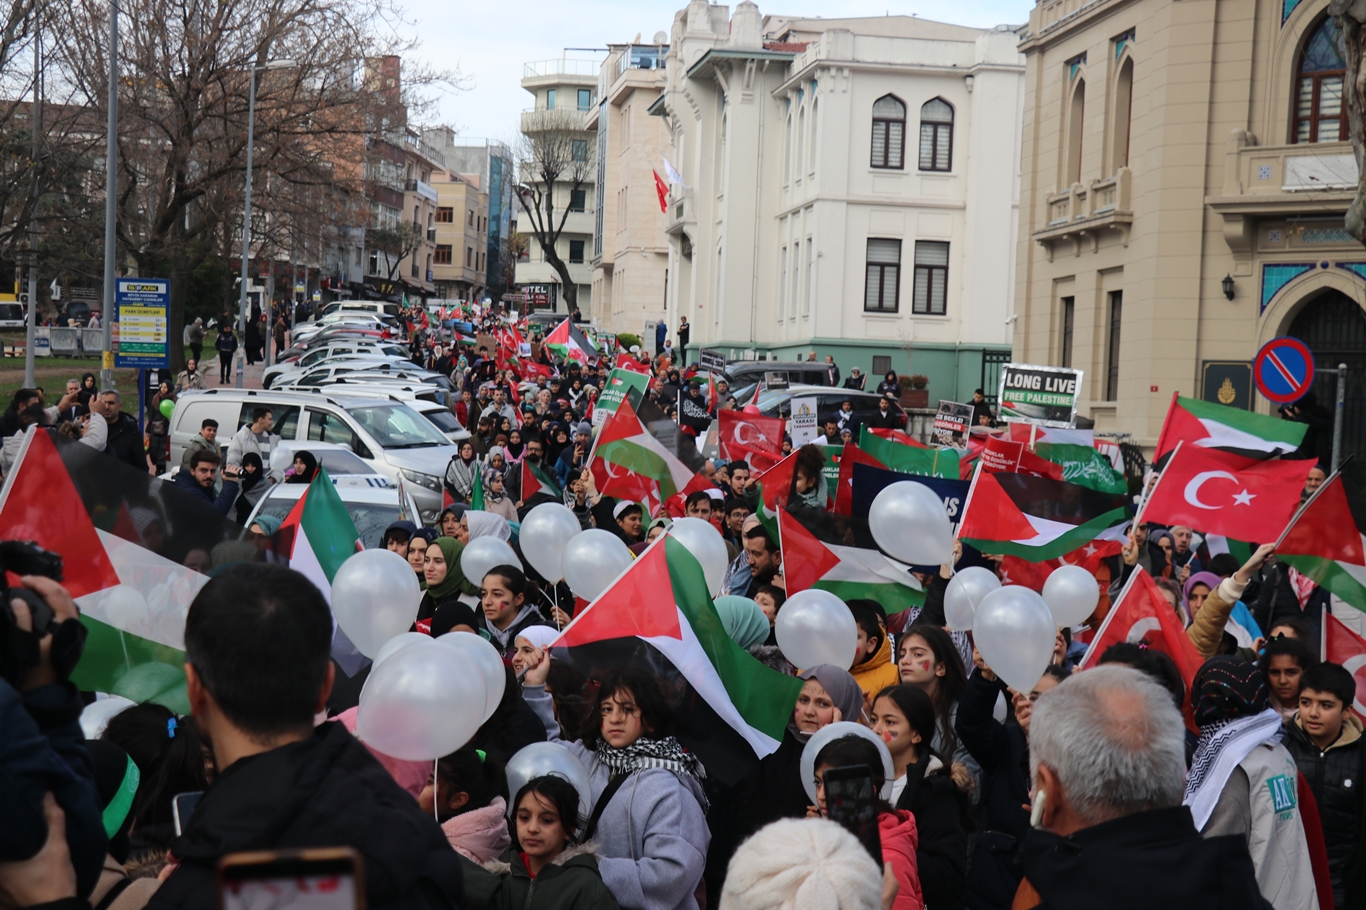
[441,798,512,863]
[880,809,923,910]
[333,707,430,797]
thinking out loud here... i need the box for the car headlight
[399,468,442,492]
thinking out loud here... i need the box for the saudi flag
[958,469,1131,560]
[1275,461,1366,611]
[589,396,709,513]
[858,426,958,478]
[778,507,924,613]
[544,318,596,363]
[1155,394,1306,462]
[276,467,361,602]
[549,535,803,784]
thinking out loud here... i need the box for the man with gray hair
[93,388,149,473]
[1016,666,1270,909]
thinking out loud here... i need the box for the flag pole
[1077,564,1144,669]
[1272,454,1353,550]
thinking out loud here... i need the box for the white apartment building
[651,0,1025,401]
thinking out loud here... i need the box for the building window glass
[1067,79,1086,184]
[570,189,586,212]
[435,207,453,223]
[572,139,588,162]
[872,355,892,376]
[1106,291,1123,401]
[918,98,953,171]
[864,238,901,313]
[1295,17,1347,143]
[870,95,905,169]
[1060,296,1075,368]
[778,245,788,321]
[546,88,556,110]
[466,247,473,267]
[569,240,585,263]
[1112,57,1133,170]
[578,88,592,111]
[434,245,452,265]
[804,238,813,316]
[912,241,949,315]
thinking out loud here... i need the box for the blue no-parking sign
[1254,337,1315,405]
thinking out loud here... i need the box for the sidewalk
[201,354,266,390]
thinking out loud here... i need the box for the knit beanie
[720,818,881,910]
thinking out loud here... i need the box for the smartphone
[218,848,364,910]
[173,791,204,837]
[822,764,883,863]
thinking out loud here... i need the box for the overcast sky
[396,0,1035,144]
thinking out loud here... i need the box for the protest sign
[998,363,1083,428]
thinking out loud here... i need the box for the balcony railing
[520,108,590,134]
[1033,168,1133,258]
[523,59,600,79]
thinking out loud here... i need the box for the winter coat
[475,604,553,660]
[148,720,464,910]
[1017,806,1272,910]
[954,670,1029,910]
[879,809,923,910]
[893,752,967,910]
[849,633,900,700]
[1284,712,1366,908]
[104,411,148,471]
[225,424,272,469]
[1251,563,1328,642]
[180,434,216,469]
[171,469,239,517]
[1187,575,1245,660]
[482,494,519,523]
[442,798,512,864]
[215,331,238,355]
[482,843,621,910]
[522,686,710,910]
[445,456,479,501]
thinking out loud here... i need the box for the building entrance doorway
[1287,289,1366,463]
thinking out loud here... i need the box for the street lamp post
[236,59,296,388]
[100,0,119,390]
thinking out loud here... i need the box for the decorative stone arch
[1258,263,1366,346]
[1062,62,1089,186]
[1107,45,1136,174]
[1264,1,1340,145]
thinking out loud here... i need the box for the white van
[319,300,402,320]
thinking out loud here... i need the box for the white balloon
[461,537,520,587]
[943,566,1002,631]
[561,529,634,601]
[372,632,432,670]
[799,722,896,804]
[332,549,423,658]
[520,503,582,582]
[503,742,594,825]
[436,631,508,721]
[973,586,1057,694]
[667,517,728,595]
[357,639,487,760]
[774,589,858,671]
[868,481,953,566]
[1042,564,1101,627]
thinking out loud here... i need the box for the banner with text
[997,363,1083,428]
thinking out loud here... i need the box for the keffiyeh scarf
[595,736,706,785]
[1182,707,1284,830]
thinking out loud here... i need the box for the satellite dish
[653,31,668,44]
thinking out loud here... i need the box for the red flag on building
[653,169,669,213]
[718,410,786,471]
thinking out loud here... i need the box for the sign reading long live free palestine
[997,363,1083,428]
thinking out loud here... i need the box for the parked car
[712,361,836,405]
[264,343,410,387]
[754,385,907,433]
[0,303,24,328]
[246,479,421,550]
[318,300,402,321]
[407,398,470,443]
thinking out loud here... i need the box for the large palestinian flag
[550,536,804,784]
[520,459,563,503]
[1154,394,1306,462]
[275,467,361,603]
[778,507,924,614]
[589,397,709,514]
[958,469,1131,561]
[544,318,597,363]
[1276,461,1366,612]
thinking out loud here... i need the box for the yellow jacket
[851,632,901,700]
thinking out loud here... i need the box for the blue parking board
[115,279,170,369]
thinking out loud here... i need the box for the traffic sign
[1254,336,1315,404]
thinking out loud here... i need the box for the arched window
[870,95,905,169]
[1295,17,1347,143]
[1066,79,1086,184]
[1111,57,1133,172]
[919,98,954,171]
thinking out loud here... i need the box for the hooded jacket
[476,604,552,659]
[1284,712,1366,908]
[482,842,621,910]
[148,720,464,910]
[894,752,967,910]
[879,809,923,910]
[442,798,512,865]
[849,632,900,699]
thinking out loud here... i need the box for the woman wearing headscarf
[484,445,508,480]
[414,537,479,636]
[286,450,318,484]
[1149,529,1175,579]
[481,471,518,523]
[233,451,269,524]
[445,440,479,503]
[1184,656,1318,908]
[463,510,510,543]
[713,596,770,651]
[78,372,98,408]
[504,429,526,467]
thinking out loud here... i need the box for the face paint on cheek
[920,660,932,672]
[880,730,893,743]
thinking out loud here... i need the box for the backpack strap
[582,774,629,843]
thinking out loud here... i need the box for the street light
[236,58,297,388]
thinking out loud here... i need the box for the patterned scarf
[595,736,706,785]
[1183,708,1283,830]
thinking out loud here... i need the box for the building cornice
[1019,0,1132,51]
[773,58,1023,95]
[687,47,796,80]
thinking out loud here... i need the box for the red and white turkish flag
[1080,568,1204,700]
[1324,611,1366,717]
[718,410,785,471]
[1140,444,1312,542]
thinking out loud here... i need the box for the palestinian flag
[1155,394,1306,462]
[752,449,799,538]
[521,459,562,502]
[1003,424,1126,494]
[544,318,596,363]
[778,507,924,614]
[1276,461,1366,612]
[958,470,1131,561]
[867,428,930,449]
[859,426,958,478]
[550,536,804,784]
[276,468,362,603]
[590,397,708,513]
[471,468,486,510]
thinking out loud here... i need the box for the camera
[0,540,74,687]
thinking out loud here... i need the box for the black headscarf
[287,450,318,484]
[239,452,265,491]
[1192,655,1270,728]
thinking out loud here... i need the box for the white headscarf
[515,625,560,651]
[465,510,511,542]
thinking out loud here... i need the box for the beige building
[431,170,490,301]
[1014,0,1364,456]
[514,58,598,314]
[588,43,672,338]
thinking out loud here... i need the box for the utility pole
[100,0,118,389]
[25,19,40,389]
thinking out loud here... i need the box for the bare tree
[514,109,594,313]
[367,219,426,299]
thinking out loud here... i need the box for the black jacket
[171,469,239,517]
[149,720,464,910]
[894,750,968,910]
[1251,563,1327,639]
[955,669,1030,910]
[868,407,900,429]
[104,411,147,471]
[1284,714,1366,908]
[1017,806,1271,910]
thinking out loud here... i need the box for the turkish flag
[718,410,785,471]
[616,353,651,375]
[1140,444,1312,542]
[653,169,669,213]
[1324,611,1366,717]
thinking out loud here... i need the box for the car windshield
[256,495,400,549]
[421,409,461,433]
[345,403,448,448]
[284,448,373,475]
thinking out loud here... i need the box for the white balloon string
[433,758,439,823]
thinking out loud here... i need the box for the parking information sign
[997,363,1083,428]
[114,279,170,369]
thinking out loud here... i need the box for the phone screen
[218,849,362,910]
[823,764,883,863]
[173,791,204,837]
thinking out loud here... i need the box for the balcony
[524,59,601,79]
[427,228,437,241]
[520,108,590,134]
[1032,168,1133,260]
[405,178,438,203]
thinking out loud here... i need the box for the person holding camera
[172,450,240,517]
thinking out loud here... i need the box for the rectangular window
[435,207,454,223]
[871,120,905,169]
[804,239,813,316]
[467,209,474,226]
[1106,291,1123,401]
[570,189,587,212]
[434,244,452,265]
[569,240,585,263]
[912,241,949,315]
[791,240,802,316]
[872,355,892,376]
[572,140,588,162]
[778,246,788,321]
[578,88,592,111]
[1060,296,1075,368]
[466,247,473,267]
[546,88,556,110]
[864,239,901,313]
[919,123,951,171]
